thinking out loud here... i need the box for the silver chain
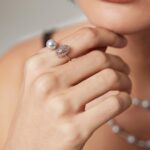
[107,97,150,148]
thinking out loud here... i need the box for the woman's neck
[107,28,150,139]
[107,28,150,98]
[125,29,150,64]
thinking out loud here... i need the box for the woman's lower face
[76,0,150,35]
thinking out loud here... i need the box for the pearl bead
[108,119,150,149]
[112,125,120,134]
[146,141,150,148]
[138,140,146,147]
[46,39,57,50]
[127,135,136,144]
[141,100,150,109]
[107,120,114,126]
[132,97,140,106]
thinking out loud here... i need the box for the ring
[46,39,72,61]
[46,39,58,50]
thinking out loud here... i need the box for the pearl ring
[46,39,72,61]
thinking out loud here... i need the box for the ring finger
[62,68,131,112]
[53,50,130,87]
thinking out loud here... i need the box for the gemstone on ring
[46,39,58,50]
[56,44,71,58]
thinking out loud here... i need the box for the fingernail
[115,36,128,48]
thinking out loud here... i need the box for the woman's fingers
[37,27,127,67]
[25,50,130,88]
[54,51,130,86]
[85,90,121,110]
[75,91,131,138]
[64,68,131,112]
[24,27,128,86]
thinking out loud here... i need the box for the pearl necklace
[107,97,150,149]
[132,97,150,109]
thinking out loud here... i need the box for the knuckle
[91,50,109,66]
[49,95,72,117]
[25,57,35,70]
[101,69,120,85]
[109,95,124,113]
[80,27,98,39]
[33,73,59,94]
[109,92,131,113]
[25,56,44,72]
[60,122,84,144]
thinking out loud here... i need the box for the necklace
[132,97,150,109]
[107,97,150,149]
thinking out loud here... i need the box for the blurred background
[0,0,85,55]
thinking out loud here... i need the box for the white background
[0,0,85,55]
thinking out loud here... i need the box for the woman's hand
[3,27,132,150]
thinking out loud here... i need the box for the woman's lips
[102,0,134,3]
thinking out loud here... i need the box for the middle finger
[53,50,130,87]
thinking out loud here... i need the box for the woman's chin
[83,5,150,35]
[88,17,147,35]
[78,0,150,35]
[94,22,139,35]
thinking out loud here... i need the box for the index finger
[38,27,127,66]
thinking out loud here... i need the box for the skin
[76,0,150,34]
[1,27,132,150]
[0,0,150,149]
